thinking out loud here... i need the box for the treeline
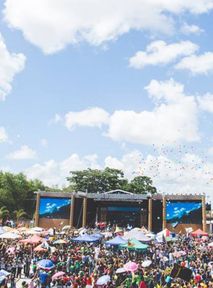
[0,168,157,219]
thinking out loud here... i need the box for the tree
[14,209,27,223]
[0,206,9,225]
[0,171,46,217]
[67,167,128,193]
[128,176,157,194]
[67,167,157,194]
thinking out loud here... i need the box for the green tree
[128,176,157,194]
[67,168,157,194]
[67,167,128,193]
[0,171,46,217]
[0,206,9,225]
[14,209,27,223]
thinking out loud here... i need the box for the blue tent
[92,233,103,239]
[105,236,127,246]
[72,233,100,243]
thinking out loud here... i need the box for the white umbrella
[96,275,110,285]
[142,260,152,268]
[0,232,20,239]
[116,267,127,274]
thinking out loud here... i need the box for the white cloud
[129,40,198,69]
[180,23,203,35]
[107,79,199,146]
[3,0,213,53]
[25,153,100,187]
[0,33,26,100]
[65,107,109,130]
[7,145,37,160]
[197,93,213,112]
[25,150,213,201]
[0,127,8,143]
[175,52,213,74]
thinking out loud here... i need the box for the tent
[71,233,100,243]
[0,232,21,239]
[0,227,5,235]
[120,238,148,250]
[124,231,151,242]
[20,234,43,244]
[191,229,208,237]
[105,236,127,246]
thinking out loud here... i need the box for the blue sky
[0,0,213,202]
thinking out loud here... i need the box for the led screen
[39,197,71,219]
[166,201,202,225]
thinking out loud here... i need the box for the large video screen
[166,201,202,225]
[39,197,71,219]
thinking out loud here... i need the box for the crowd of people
[0,225,212,288]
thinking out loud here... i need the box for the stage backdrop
[166,201,202,227]
[39,197,71,219]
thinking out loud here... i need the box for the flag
[170,264,192,282]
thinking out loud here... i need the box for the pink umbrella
[124,261,138,272]
[52,271,65,280]
[20,235,43,244]
[6,247,15,254]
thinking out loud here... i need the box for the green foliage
[14,209,27,221]
[0,206,9,220]
[127,176,157,194]
[67,167,156,194]
[0,171,45,217]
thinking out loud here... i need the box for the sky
[1,0,213,202]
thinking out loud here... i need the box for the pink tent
[20,234,43,244]
[34,244,47,252]
[191,229,208,237]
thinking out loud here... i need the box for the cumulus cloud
[3,0,213,53]
[180,23,203,35]
[7,145,37,160]
[197,93,213,113]
[25,153,100,187]
[175,52,213,74]
[25,150,213,201]
[0,127,8,143]
[65,107,109,130]
[60,80,200,147]
[129,40,198,69]
[0,33,26,100]
[107,79,199,146]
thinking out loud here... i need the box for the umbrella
[124,261,138,272]
[53,239,67,244]
[20,234,43,244]
[34,244,47,252]
[37,259,55,270]
[0,232,21,239]
[142,260,152,268]
[6,247,15,254]
[52,271,65,280]
[0,270,10,277]
[0,227,6,235]
[191,229,208,237]
[96,275,110,285]
[116,267,127,274]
